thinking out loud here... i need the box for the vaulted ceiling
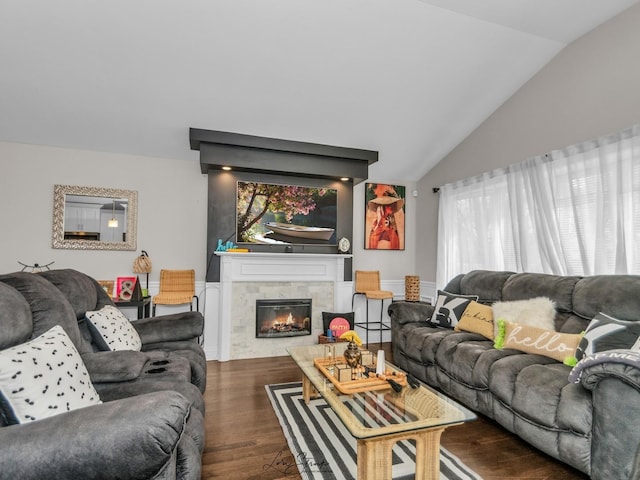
[1,0,637,181]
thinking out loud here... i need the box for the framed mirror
[52,185,138,250]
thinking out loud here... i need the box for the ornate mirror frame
[52,185,138,251]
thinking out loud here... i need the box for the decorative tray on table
[314,356,408,395]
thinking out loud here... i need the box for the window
[437,124,640,287]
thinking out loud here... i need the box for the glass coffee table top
[288,344,476,439]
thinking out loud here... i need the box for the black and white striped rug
[265,382,482,480]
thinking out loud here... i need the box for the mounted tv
[236,181,338,245]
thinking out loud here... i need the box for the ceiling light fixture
[222,166,232,171]
[340,177,350,181]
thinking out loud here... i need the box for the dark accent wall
[192,129,376,282]
[205,170,353,281]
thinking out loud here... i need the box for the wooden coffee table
[288,344,476,480]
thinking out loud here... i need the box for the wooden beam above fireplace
[189,128,377,184]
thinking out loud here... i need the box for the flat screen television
[236,180,338,245]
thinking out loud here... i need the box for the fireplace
[256,299,312,338]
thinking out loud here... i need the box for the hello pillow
[494,319,582,364]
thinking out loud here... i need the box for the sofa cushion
[0,273,91,354]
[510,362,592,435]
[489,353,557,407]
[455,301,494,339]
[574,312,640,362]
[429,290,478,328]
[0,325,101,424]
[85,305,142,351]
[38,269,103,320]
[434,334,497,389]
[458,270,515,303]
[401,326,451,365]
[501,273,580,328]
[573,275,640,321]
[0,283,33,350]
[495,319,582,364]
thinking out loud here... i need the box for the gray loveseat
[0,273,206,479]
[389,270,640,480]
[39,268,207,393]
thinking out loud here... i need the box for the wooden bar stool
[352,270,393,347]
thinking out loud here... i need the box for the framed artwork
[116,276,137,301]
[364,183,405,250]
[98,280,115,298]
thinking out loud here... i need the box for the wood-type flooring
[202,344,589,480]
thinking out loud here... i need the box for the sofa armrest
[81,350,150,382]
[133,311,204,344]
[0,391,190,480]
[569,349,640,390]
[580,361,640,391]
[570,350,640,480]
[388,301,434,325]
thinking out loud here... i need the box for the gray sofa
[389,270,640,480]
[39,268,207,393]
[0,273,206,479]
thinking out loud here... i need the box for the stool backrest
[158,270,195,295]
[354,270,381,293]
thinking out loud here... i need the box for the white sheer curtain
[436,124,640,288]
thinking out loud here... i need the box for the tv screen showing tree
[236,181,338,245]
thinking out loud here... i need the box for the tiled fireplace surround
[200,252,436,361]
[204,252,353,361]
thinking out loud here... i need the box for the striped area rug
[266,382,482,480]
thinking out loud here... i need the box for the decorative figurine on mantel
[215,239,237,252]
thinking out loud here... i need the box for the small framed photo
[98,280,115,298]
[116,276,137,301]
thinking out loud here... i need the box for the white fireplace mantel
[212,252,352,360]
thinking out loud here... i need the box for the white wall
[415,3,640,284]
[0,141,208,282]
[1,141,419,288]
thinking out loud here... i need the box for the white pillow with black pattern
[85,305,142,352]
[0,325,101,424]
[429,290,479,328]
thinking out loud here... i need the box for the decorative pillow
[574,312,640,362]
[569,348,640,384]
[322,312,355,332]
[494,319,582,364]
[0,325,101,424]
[492,297,556,337]
[85,305,142,351]
[429,290,478,329]
[455,301,494,339]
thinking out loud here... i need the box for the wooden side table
[113,296,151,319]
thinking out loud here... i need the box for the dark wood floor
[202,344,589,480]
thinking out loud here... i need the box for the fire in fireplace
[256,299,312,338]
